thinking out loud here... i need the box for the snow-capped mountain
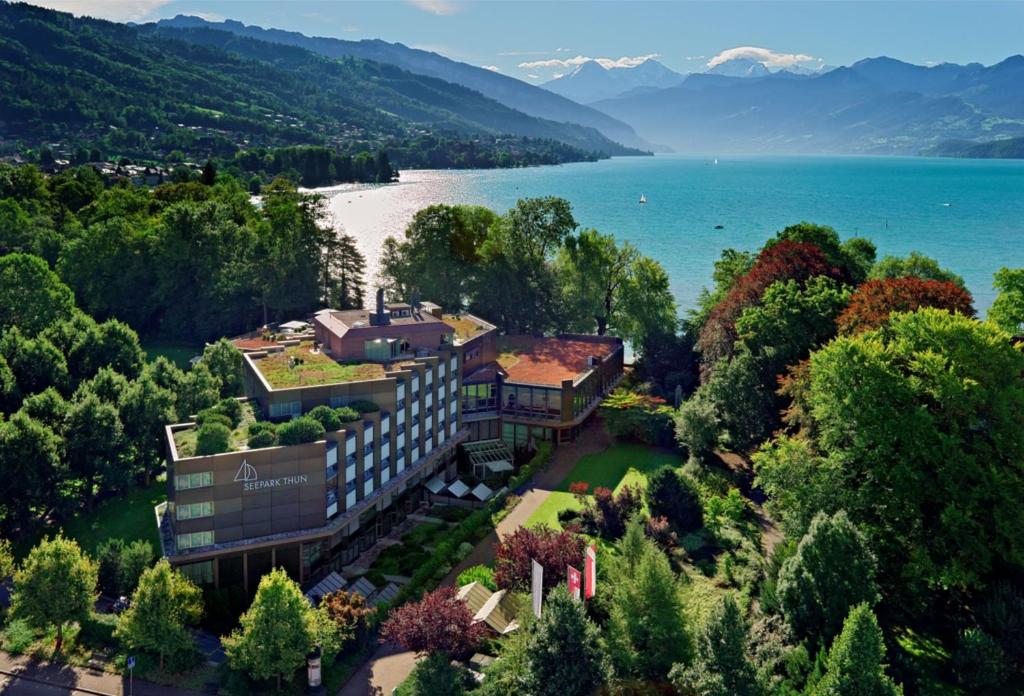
[542,58,685,104]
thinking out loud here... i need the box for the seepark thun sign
[235,460,310,492]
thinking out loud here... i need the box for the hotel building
[158,293,623,592]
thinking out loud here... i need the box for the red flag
[584,544,596,599]
[567,565,582,600]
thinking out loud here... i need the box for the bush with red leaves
[494,525,586,592]
[645,515,678,549]
[379,586,486,658]
[697,241,845,369]
[836,277,975,335]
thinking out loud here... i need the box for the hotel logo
[234,460,258,483]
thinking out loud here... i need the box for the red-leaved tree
[494,525,586,592]
[697,241,844,370]
[379,586,485,658]
[836,277,974,335]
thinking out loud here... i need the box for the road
[0,673,97,695]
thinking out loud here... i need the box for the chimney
[369,287,391,326]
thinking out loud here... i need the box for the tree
[12,536,98,652]
[379,586,485,658]
[676,393,719,466]
[608,531,691,681]
[223,568,317,690]
[777,511,878,645]
[0,411,63,531]
[119,375,177,483]
[397,653,470,696]
[646,466,703,534]
[765,308,1024,612]
[765,222,875,284]
[836,277,974,335]
[65,391,126,504]
[200,159,217,186]
[672,595,763,696]
[320,589,372,637]
[616,256,678,352]
[524,590,606,696]
[115,559,202,669]
[494,525,585,592]
[97,538,153,597]
[322,230,366,310]
[0,253,76,336]
[277,416,326,445]
[869,251,965,289]
[201,339,244,397]
[0,536,13,580]
[989,266,1024,334]
[557,228,638,336]
[178,362,220,418]
[195,421,231,455]
[952,628,1009,691]
[810,604,902,696]
[1,328,69,398]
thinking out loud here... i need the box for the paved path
[0,651,205,696]
[339,420,613,695]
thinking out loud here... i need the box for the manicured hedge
[277,416,326,445]
[196,422,231,455]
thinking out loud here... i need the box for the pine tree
[223,568,317,690]
[673,595,763,696]
[115,559,202,669]
[12,535,97,653]
[322,231,366,310]
[811,604,902,696]
[524,590,606,696]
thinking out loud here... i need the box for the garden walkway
[0,650,207,696]
[338,419,612,696]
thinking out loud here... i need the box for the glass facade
[502,384,561,421]
[176,501,214,520]
[461,383,497,413]
[175,471,213,490]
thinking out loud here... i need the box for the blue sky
[34,1,1024,82]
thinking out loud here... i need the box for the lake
[322,154,1024,314]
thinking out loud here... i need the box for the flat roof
[251,342,386,389]
[321,308,450,329]
[441,313,495,343]
[496,336,619,387]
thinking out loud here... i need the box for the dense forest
[928,135,1024,159]
[0,3,644,179]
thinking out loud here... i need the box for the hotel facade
[159,294,623,592]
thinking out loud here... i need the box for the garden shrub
[307,405,342,432]
[97,538,153,596]
[953,628,1010,690]
[350,399,379,413]
[335,406,361,423]
[646,466,703,534]
[601,389,676,446]
[457,565,497,591]
[215,397,243,427]
[1,619,35,653]
[246,421,278,448]
[195,409,232,430]
[195,421,231,455]
[277,416,326,445]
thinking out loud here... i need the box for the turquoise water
[334,155,1024,314]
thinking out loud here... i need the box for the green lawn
[59,476,167,555]
[143,341,202,369]
[526,443,681,529]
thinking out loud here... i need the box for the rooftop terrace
[442,313,495,343]
[172,401,258,458]
[251,342,386,389]
[495,336,620,387]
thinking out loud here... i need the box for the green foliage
[600,388,675,445]
[456,564,497,591]
[0,253,75,335]
[767,222,875,284]
[810,604,902,696]
[334,406,361,423]
[646,465,703,534]
[348,399,380,414]
[607,529,691,681]
[989,266,1024,334]
[223,568,317,687]
[0,411,62,530]
[777,511,878,645]
[202,339,244,397]
[672,594,764,696]
[246,421,278,449]
[307,405,342,432]
[524,590,606,696]
[276,415,326,445]
[396,653,470,696]
[676,393,720,465]
[96,538,154,597]
[0,537,13,579]
[115,559,202,670]
[194,421,231,455]
[12,535,98,650]
[869,251,966,289]
[952,628,1009,691]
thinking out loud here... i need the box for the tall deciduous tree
[524,590,606,696]
[869,251,965,289]
[0,253,75,335]
[115,559,202,669]
[201,339,244,398]
[557,228,638,336]
[494,525,585,592]
[12,535,98,652]
[777,511,879,645]
[989,266,1024,335]
[672,595,763,696]
[223,568,317,690]
[836,277,974,335]
[810,604,902,696]
[379,586,485,659]
[0,411,63,531]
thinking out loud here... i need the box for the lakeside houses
[157,291,623,593]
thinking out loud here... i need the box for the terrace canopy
[448,479,470,498]
[471,483,494,501]
[463,439,515,479]
[425,476,446,494]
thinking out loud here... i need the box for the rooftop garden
[442,314,491,342]
[253,342,385,388]
[172,399,257,458]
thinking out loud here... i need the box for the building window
[345,478,356,494]
[175,471,213,491]
[177,531,214,550]
[396,397,406,410]
[176,501,214,520]
[269,400,301,419]
[178,560,214,586]
[397,422,406,437]
[364,465,375,482]
[461,383,497,412]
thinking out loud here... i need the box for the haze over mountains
[542,59,685,104]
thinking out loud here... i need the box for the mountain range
[154,15,650,151]
[591,55,1024,154]
[541,59,685,104]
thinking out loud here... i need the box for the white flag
[585,544,596,599]
[531,558,543,618]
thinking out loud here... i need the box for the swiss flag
[567,565,582,600]
[584,544,596,599]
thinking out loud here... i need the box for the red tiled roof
[232,337,279,351]
[497,336,619,387]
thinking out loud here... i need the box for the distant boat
[714,224,725,230]
[714,158,719,165]
[941,202,952,207]
[639,194,647,204]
